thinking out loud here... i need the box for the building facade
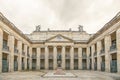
[0,12,120,73]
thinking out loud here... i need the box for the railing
[65,54,70,59]
[99,48,105,55]
[32,55,36,59]
[49,55,53,59]
[40,55,45,59]
[22,50,25,56]
[27,53,30,57]
[94,51,97,56]
[2,45,9,52]
[89,54,91,58]
[110,44,117,52]
[74,55,78,59]
[14,47,18,54]
[82,54,87,59]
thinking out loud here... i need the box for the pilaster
[8,35,15,72]
[53,46,57,70]
[18,40,22,71]
[91,45,95,70]
[105,35,111,72]
[24,44,27,70]
[0,28,3,73]
[116,28,120,73]
[78,47,82,70]
[86,47,90,70]
[70,46,74,70]
[29,47,32,70]
[45,46,48,70]
[36,48,40,70]
[62,46,65,69]
[97,41,102,71]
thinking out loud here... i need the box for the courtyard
[0,70,120,80]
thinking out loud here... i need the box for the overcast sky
[0,0,120,34]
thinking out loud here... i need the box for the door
[101,61,105,71]
[14,61,18,71]
[110,60,117,73]
[2,59,8,72]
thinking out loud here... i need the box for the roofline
[88,12,120,43]
[0,12,32,43]
[0,12,120,44]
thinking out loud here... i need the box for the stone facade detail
[0,12,120,74]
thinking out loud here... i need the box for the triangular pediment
[46,34,74,42]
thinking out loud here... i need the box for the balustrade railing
[99,48,105,55]
[32,55,36,59]
[82,54,87,59]
[14,47,18,54]
[40,55,45,59]
[94,51,97,56]
[65,54,70,59]
[110,44,117,52]
[2,45,9,52]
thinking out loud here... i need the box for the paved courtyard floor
[0,70,120,80]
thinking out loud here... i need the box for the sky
[0,0,120,34]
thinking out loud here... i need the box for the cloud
[0,0,120,34]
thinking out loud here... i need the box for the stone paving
[0,70,120,80]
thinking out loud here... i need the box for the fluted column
[8,35,15,72]
[62,46,65,69]
[87,47,90,70]
[117,28,120,73]
[45,46,49,70]
[105,35,111,72]
[91,45,95,70]
[70,46,74,70]
[0,28,3,73]
[97,41,102,71]
[36,48,40,70]
[53,46,57,70]
[29,47,32,70]
[78,47,82,70]
[18,41,22,71]
[24,45,27,70]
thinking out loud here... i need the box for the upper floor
[0,12,120,47]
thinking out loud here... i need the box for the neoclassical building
[0,12,120,73]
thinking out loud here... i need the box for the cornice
[0,12,32,43]
[0,12,120,45]
[88,12,120,43]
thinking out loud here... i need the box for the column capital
[78,47,82,49]
[45,45,48,47]
[70,45,74,48]
[53,45,57,47]
[62,45,66,47]
[105,34,111,37]
[36,47,40,49]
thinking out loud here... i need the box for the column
[45,46,48,70]
[97,41,102,71]
[53,46,57,70]
[24,45,27,70]
[18,40,22,71]
[8,35,15,72]
[87,47,90,70]
[117,28,120,73]
[91,45,95,70]
[29,47,32,70]
[105,35,111,72]
[36,48,40,70]
[62,46,65,69]
[78,47,82,70]
[0,28,3,73]
[70,46,74,70]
